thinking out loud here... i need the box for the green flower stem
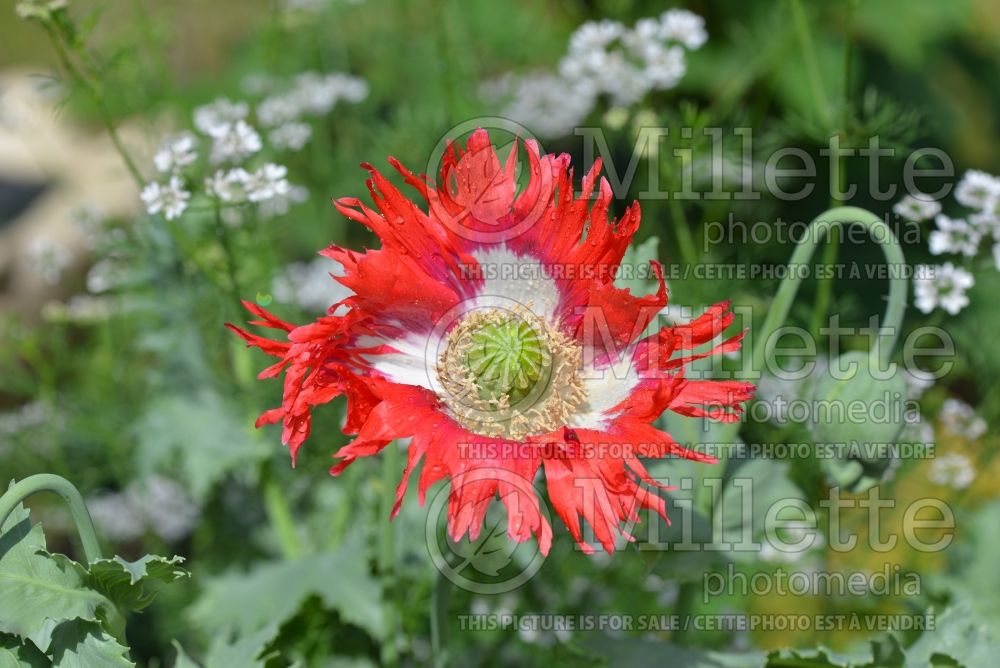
[379,442,400,667]
[669,196,699,268]
[788,0,833,128]
[214,202,244,309]
[0,474,103,564]
[261,469,302,560]
[696,206,907,512]
[42,21,144,187]
[430,568,450,668]
[750,205,906,376]
[810,3,857,340]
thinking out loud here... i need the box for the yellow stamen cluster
[437,308,586,439]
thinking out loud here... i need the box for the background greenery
[1,0,1000,666]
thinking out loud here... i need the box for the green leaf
[203,625,279,668]
[936,501,1000,623]
[586,636,764,666]
[767,639,905,667]
[134,390,271,502]
[0,503,111,649]
[87,555,189,612]
[714,458,807,561]
[904,603,1000,668]
[48,620,134,667]
[188,536,382,640]
[0,633,48,668]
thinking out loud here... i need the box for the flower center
[466,316,546,405]
[437,309,586,439]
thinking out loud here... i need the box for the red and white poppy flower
[229,129,753,555]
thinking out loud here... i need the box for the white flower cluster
[205,163,291,204]
[271,256,352,313]
[900,170,1000,315]
[153,132,198,173]
[928,452,975,490]
[15,0,66,20]
[481,72,594,140]
[913,262,974,315]
[485,10,706,138]
[938,398,987,440]
[256,71,368,150]
[892,192,941,223]
[87,475,200,543]
[140,175,190,221]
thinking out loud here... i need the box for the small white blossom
[659,9,708,50]
[193,97,249,135]
[205,167,251,202]
[954,169,1000,210]
[913,262,974,315]
[208,120,262,164]
[939,398,987,440]
[483,72,595,139]
[15,0,66,20]
[257,71,369,128]
[929,214,980,257]
[244,163,291,202]
[153,132,198,173]
[970,210,1000,238]
[639,44,686,89]
[28,237,73,284]
[141,175,190,220]
[257,95,302,127]
[928,453,976,489]
[893,193,941,222]
[269,122,313,151]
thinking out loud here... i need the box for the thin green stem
[810,0,856,340]
[379,443,400,667]
[788,0,833,128]
[810,155,846,339]
[214,203,243,307]
[43,22,144,187]
[430,568,450,668]
[672,580,700,646]
[431,0,459,124]
[668,196,699,267]
[261,469,302,559]
[751,206,906,376]
[0,474,103,564]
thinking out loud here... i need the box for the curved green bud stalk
[749,205,907,376]
[0,474,103,564]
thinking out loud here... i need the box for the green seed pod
[465,316,548,405]
[808,351,908,492]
